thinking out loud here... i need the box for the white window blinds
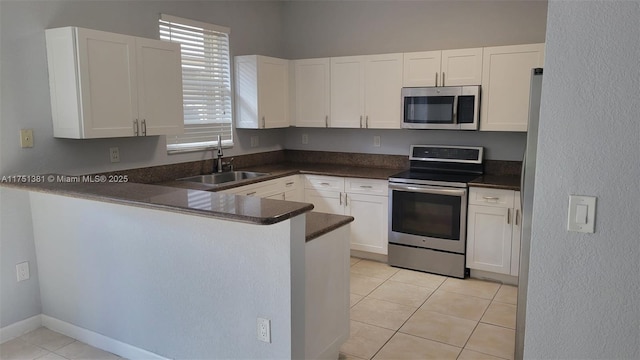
[159,14,233,153]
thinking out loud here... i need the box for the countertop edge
[306,212,354,242]
[1,181,314,226]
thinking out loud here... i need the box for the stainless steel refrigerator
[515,68,543,359]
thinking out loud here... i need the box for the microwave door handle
[452,95,459,124]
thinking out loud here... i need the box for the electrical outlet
[251,136,259,148]
[20,129,34,148]
[16,262,29,282]
[257,317,271,343]
[373,136,381,147]
[301,133,309,145]
[110,147,120,163]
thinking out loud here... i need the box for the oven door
[388,183,467,254]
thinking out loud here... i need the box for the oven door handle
[389,184,467,197]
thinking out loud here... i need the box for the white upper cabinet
[330,56,366,128]
[330,53,402,129]
[364,54,403,129]
[403,48,482,87]
[441,48,484,86]
[135,37,184,136]
[235,55,289,129]
[292,58,331,127]
[45,27,183,139]
[403,50,441,87]
[480,43,545,132]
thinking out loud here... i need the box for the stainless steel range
[388,145,484,278]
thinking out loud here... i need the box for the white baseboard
[0,315,43,344]
[470,269,518,286]
[41,315,168,360]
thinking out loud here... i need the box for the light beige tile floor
[341,258,518,360]
[0,327,122,360]
[1,258,517,360]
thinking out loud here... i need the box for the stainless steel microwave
[401,86,480,130]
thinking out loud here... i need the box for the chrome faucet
[215,135,223,173]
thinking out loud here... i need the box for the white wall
[281,0,547,158]
[0,188,42,328]
[0,0,285,329]
[285,128,527,161]
[524,1,640,358]
[29,191,306,359]
[0,0,286,177]
[0,0,548,331]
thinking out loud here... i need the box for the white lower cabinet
[466,187,521,276]
[305,175,388,255]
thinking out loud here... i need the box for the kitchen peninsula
[0,180,352,360]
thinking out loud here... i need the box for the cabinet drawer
[469,187,515,207]
[305,175,344,191]
[344,178,388,196]
[223,179,283,197]
[281,175,300,190]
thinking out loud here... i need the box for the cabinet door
[510,193,522,276]
[480,43,545,132]
[76,28,137,138]
[293,58,330,127]
[136,38,184,136]
[466,204,513,274]
[402,51,441,87]
[234,56,259,129]
[441,48,483,86]
[346,192,388,255]
[330,56,365,128]
[364,53,403,129]
[305,189,344,215]
[259,56,289,128]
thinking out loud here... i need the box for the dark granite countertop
[1,176,355,242]
[468,175,521,191]
[306,212,354,242]
[0,178,313,226]
[158,162,404,192]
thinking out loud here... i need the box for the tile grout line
[347,259,517,360]
[366,267,450,360]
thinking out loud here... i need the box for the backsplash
[93,150,520,184]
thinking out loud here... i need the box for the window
[159,14,232,153]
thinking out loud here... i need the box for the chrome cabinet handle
[365,115,369,128]
[325,115,329,128]
[246,191,257,196]
[282,193,286,200]
[142,119,147,136]
[285,182,295,186]
[507,208,511,225]
[442,72,445,86]
[345,193,348,206]
[515,209,520,226]
[133,119,139,136]
[360,115,363,128]
[261,116,265,128]
[483,196,500,201]
[320,182,331,186]
[359,185,373,189]
[435,72,438,86]
[339,192,342,205]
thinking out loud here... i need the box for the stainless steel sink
[177,171,269,186]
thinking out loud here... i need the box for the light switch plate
[567,195,596,233]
